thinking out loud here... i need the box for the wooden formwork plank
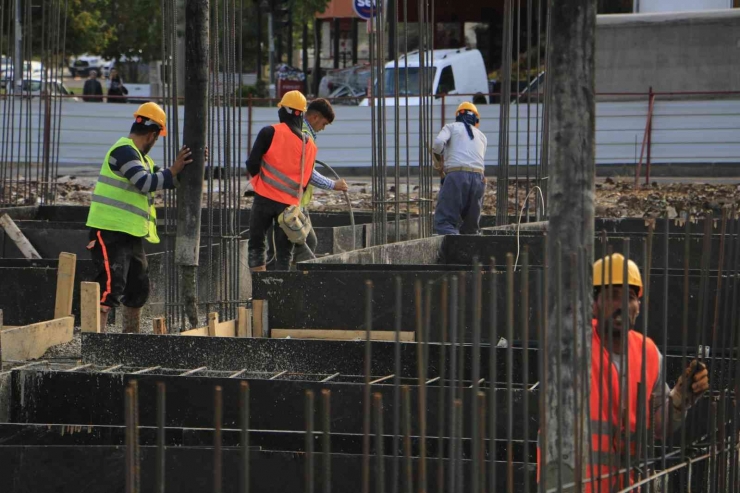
[207,312,218,337]
[53,253,77,319]
[270,329,416,342]
[180,313,237,338]
[237,307,252,337]
[215,320,236,337]
[1,317,74,361]
[180,327,209,337]
[0,213,41,259]
[152,318,167,335]
[252,300,268,338]
[80,282,100,333]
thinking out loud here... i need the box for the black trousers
[88,229,150,308]
[248,194,294,270]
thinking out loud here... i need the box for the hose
[265,160,356,267]
[315,160,356,251]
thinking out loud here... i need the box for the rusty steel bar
[241,381,250,493]
[363,280,373,493]
[306,390,315,493]
[322,389,331,493]
[214,385,223,493]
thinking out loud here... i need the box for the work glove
[432,152,445,177]
[670,360,709,411]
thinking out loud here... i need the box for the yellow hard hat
[133,102,168,136]
[277,90,308,113]
[593,253,643,298]
[456,101,480,118]
[456,101,480,127]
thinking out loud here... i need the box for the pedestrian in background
[107,68,128,103]
[82,70,103,102]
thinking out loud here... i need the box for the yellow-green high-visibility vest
[86,137,160,244]
[300,121,317,208]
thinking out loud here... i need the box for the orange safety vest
[538,320,660,492]
[251,123,317,206]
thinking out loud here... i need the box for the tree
[64,0,116,56]
[99,0,164,63]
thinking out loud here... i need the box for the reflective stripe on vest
[86,137,160,243]
[260,161,302,198]
[250,123,317,206]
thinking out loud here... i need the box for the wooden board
[207,313,218,337]
[0,213,41,259]
[1,317,74,361]
[152,318,167,335]
[252,300,268,338]
[270,329,416,342]
[80,282,100,333]
[237,307,252,337]
[180,326,209,337]
[53,253,77,319]
[181,313,236,338]
[207,312,236,337]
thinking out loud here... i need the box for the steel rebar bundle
[0,0,66,207]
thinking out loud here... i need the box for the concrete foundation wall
[596,10,740,94]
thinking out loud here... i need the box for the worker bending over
[538,253,709,492]
[432,102,488,235]
[295,99,348,262]
[246,90,318,271]
[86,102,196,332]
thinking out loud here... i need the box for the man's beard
[142,139,155,156]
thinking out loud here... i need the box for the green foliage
[99,0,163,63]
[236,79,271,106]
[289,0,331,25]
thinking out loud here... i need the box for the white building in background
[636,0,733,13]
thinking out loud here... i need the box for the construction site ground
[7,173,740,219]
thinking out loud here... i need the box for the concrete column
[176,0,210,328]
[543,0,596,489]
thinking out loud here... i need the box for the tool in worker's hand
[671,359,709,411]
[431,149,445,178]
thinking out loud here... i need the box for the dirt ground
[4,175,740,219]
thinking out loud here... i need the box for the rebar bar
[156,382,166,493]
[322,389,331,493]
[214,385,223,493]
[241,381,250,493]
[374,393,385,493]
[306,389,315,493]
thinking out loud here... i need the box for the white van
[359,48,489,107]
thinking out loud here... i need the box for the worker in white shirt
[432,102,488,235]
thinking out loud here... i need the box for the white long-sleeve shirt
[432,121,488,172]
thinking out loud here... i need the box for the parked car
[360,48,489,107]
[7,78,79,101]
[1,60,44,89]
[68,54,111,77]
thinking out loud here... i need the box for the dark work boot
[122,306,142,334]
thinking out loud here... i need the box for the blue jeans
[433,171,485,235]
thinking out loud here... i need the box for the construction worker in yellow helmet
[86,101,208,333]
[538,253,709,492]
[432,101,488,235]
[246,90,319,271]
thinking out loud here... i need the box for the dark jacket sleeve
[246,126,275,177]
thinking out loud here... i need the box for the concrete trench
[0,207,736,492]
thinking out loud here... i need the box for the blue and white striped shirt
[108,145,176,192]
